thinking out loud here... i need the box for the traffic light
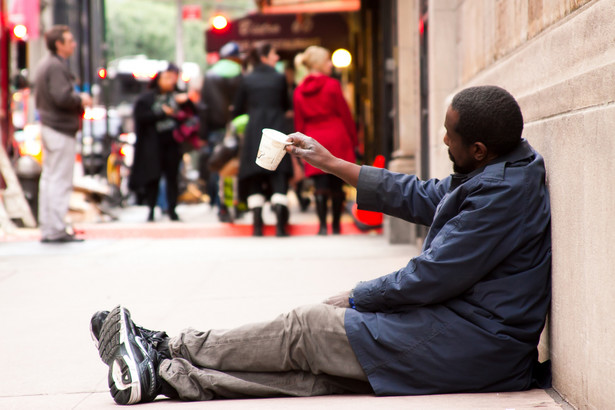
[13,25,28,70]
[13,25,28,40]
[211,14,229,32]
[97,67,107,79]
[16,40,27,70]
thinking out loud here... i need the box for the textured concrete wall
[425,0,615,408]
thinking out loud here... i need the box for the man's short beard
[448,150,473,174]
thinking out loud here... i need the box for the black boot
[147,208,155,222]
[273,204,290,237]
[315,194,328,235]
[252,207,263,237]
[295,180,311,212]
[331,193,344,235]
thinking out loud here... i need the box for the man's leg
[161,304,370,400]
[160,361,372,401]
[39,126,75,239]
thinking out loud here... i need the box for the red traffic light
[211,15,228,31]
[97,68,107,79]
[13,24,28,40]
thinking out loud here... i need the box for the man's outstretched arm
[285,133,360,187]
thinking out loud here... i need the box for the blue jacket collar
[450,139,534,189]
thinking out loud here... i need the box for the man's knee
[287,304,345,330]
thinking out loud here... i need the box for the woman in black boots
[233,42,293,237]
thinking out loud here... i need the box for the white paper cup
[255,128,292,171]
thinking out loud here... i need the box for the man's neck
[55,51,70,60]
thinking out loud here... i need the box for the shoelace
[136,327,171,360]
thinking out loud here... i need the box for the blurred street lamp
[332,48,352,68]
[331,49,353,109]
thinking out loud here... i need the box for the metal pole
[175,0,184,66]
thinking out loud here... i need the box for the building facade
[391,0,614,408]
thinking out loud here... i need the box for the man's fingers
[287,132,309,147]
[287,145,310,157]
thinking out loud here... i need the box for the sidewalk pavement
[0,202,567,409]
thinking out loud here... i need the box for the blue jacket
[345,139,551,395]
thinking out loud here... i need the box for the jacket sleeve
[47,65,82,112]
[330,80,357,147]
[353,179,522,311]
[356,166,447,225]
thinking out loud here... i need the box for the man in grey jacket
[34,25,91,243]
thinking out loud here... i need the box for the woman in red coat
[294,46,358,235]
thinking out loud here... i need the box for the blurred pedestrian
[233,42,292,237]
[35,25,92,243]
[199,42,243,222]
[294,46,358,235]
[129,63,190,222]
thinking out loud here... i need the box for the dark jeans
[146,141,181,214]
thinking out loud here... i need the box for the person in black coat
[233,42,293,236]
[128,63,190,222]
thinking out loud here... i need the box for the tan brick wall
[426,0,615,408]
[458,0,592,83]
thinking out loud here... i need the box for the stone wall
[426,0,615,408]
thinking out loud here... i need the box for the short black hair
[451,86,523,156]
[45,25,70,53]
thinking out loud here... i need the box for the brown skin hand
[285,132,361,187]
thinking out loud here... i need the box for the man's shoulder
[35,54,53,74]
[41,54,65,69]
[208,59,242,78]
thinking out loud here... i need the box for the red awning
[206,12,351,55]
[260,0,360,14]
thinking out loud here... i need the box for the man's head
[45,25,76,58]
[219,42,241,61]
[444,86,523,174]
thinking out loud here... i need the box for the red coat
[294,74,357,177]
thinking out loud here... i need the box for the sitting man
[91,85,551,405]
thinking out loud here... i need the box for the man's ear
[472,142,489,162]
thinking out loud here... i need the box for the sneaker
[41,232,84,243]
[91,310,169,358]
[97,306,165,405]
[90,310,109,349]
